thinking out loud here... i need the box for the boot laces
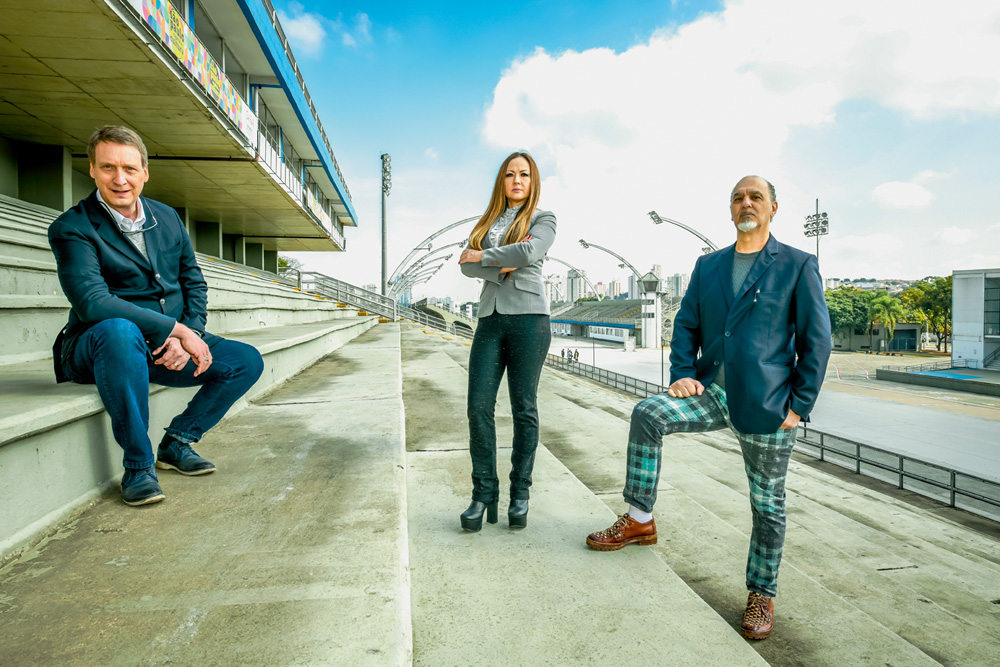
[593,514,630,540]
[744,593,771,625]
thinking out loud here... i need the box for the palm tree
[870,292,905,351]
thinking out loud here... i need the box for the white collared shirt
[96,190,149,259]
[96,189,146,232]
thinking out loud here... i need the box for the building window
[986,278,1000,336]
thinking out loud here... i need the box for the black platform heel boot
[461,500,499,532]
[508,499,529,529]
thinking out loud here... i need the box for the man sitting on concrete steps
[48,125,264,506]
[586,175,831,640]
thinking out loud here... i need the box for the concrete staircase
[2,323,999,665]
[0,194,378,556]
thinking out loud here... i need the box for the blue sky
[277,0,1000,302]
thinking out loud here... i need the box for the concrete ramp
[400,325,766,666]
[0,325,410,666]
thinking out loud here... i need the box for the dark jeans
[467,313,551,503]
[66,318,264,470]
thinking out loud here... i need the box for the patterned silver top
[487,204,523,247]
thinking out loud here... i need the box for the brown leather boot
[586,514,657,551]
[740,592,774,639]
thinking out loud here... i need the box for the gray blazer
[461,209,557,317]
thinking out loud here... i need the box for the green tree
[824,286,868,344]
[899,277,952,351]
[870,292,905,350]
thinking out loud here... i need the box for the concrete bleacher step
[399,326,766,665]
[533,367,1000,665]
[0,325,410,665]
[0,316,378,558]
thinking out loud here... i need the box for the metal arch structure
[401,251,454,280]
[390,263,445,299]
[648,210,719,253]
[387,241,465,292]
[578,239,644,282]
[544,255,603,301]
[387,215,480,288]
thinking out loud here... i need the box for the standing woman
[457,152,557,531]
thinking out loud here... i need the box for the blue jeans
[65,318,264,470]
[467,313,551,502]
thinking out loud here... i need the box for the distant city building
[825,278,843,290]
[595,282,607,299]
[652,264,663,279]
[665,273,689,298]
[609,280,622,299]
[363,283,378,294]
[544,275,564,303]
[628,275,639,299]
[567,269,587,303]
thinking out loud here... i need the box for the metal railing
[544,355,666,398]
[883,359,969,373]
[547,357,1000,523]
[286,270,474,339]
[797,426,1000,522]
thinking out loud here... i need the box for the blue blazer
[669,234,831,434]
[47,191,210,382]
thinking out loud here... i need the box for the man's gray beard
[737,220,758,232]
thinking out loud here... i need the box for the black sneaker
[121,466,165,506]
[156,439,216,476]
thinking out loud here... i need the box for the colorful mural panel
[141,0,258,142]
[305,188,333,233]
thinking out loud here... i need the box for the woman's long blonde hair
[468,152,540,250]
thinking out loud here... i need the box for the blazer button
[725,331,731,337]
[714,360,720,366]
[155,273,161,279]
[159,298,165,304]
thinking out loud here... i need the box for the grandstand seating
[0,196,376,555]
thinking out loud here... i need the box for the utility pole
[803,199,829,262]
[380,153,391,295]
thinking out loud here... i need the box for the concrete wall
[0,135,18,198]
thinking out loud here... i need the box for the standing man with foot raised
[48,125,264,506]
[585,175,831,640]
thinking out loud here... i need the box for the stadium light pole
[647,211,719,254]
[380,153,391,295]
[579,238,644,282]
[803,199,830,262]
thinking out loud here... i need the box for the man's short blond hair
[87,125,148,168]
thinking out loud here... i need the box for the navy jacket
[48,191,209,382]
[669,234,831,434]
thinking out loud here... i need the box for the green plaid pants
[624,384,796,598]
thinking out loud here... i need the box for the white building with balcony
[0,0,358,272]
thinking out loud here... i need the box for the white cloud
[872,181,934,209]
[424,147,439,160]
[480,0,1000,279]
[277,5,326,57]
[934,226,974,245]
[332,12,373,48]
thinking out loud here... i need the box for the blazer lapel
[86,192,151,269]
[140,198,161,272]
[712,246,736,310]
